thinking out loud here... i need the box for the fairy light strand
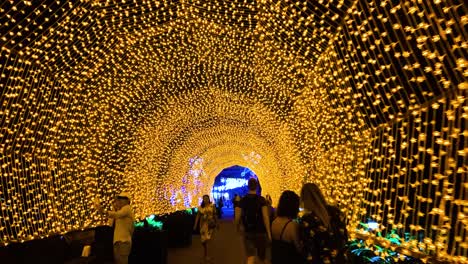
[0,0,466,262]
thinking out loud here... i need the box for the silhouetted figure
[265,194,275,223]
[217,198,224,218]
[233,194,241,208]
[234,178,271,264]
[271,191,303,264]
[300,183,348,263]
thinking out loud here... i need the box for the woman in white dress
[193,195,218,263]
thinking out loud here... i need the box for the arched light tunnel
[0,0,466,262]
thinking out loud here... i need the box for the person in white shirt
[98,192,135,264]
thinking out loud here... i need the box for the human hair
[248,178,258,191]
[301,183,330,228]
[276,190,300,219]
[200,194,211,208]
[116,196,130,205]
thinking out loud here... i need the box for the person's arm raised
[107,205,131,219]
[234,205,242,233]
[261,205,272,241]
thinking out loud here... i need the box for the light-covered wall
[0,1,466,262]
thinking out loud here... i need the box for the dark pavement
[168,208,246,264]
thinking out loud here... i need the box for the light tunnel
[0,0,466,262]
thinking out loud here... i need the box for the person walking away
[265,194,275,223]
[193,195,218,263]
[233,194,241,208]
[300,183,348,263]
[98,192,135,264]
[217,198,224,219]
[271,191,303,264]
[235,178,272,264]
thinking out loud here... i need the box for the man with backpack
[235,178,272,264]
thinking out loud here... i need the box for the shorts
[113,241,132,264]
[243,233,269,260]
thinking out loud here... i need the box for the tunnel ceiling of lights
[0,0,466,261]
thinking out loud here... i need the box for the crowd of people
[95,179,348,264]
[193,178,348,264]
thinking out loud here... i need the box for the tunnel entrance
[211,165,261,218]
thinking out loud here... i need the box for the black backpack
[241,195,264,232]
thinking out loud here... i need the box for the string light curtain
[124,88,304,217]
[329,0,467,262]
[0,0,466,262]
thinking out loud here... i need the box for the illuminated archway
[0,1,466,261]
[211,165,262,202]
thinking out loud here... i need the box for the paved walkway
[168,216,246,264]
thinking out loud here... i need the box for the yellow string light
[0,0,466,262]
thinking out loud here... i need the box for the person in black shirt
[216,198,224,218]
[234,178,272,264]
